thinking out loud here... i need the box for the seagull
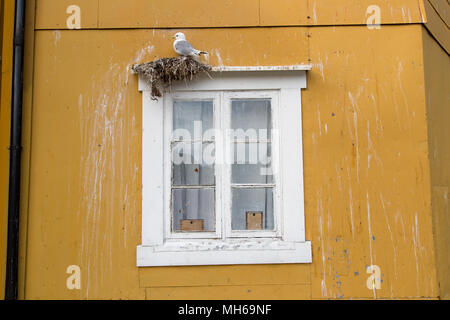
[173,32,207,58]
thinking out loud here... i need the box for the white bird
[173,32,207,58]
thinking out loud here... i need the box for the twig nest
[132,56,212,99]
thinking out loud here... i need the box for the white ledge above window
[138,66,311,267]
[138,65,310,92]
[210,65,313,72]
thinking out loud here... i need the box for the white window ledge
[211,65,313,72]
[137,240,311,267]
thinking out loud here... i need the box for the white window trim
[164,91,222,240]
[138,66,312,267]
[222,90,281,239]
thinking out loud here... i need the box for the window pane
[172,188,215,232]
[173,100,213,140]
[232,142,273,184]
[231,188,274,231]
[172,142,215,186]
[231,99,271,141]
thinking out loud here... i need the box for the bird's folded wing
[175,40,194,55]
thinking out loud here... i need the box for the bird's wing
[174,40,195,55]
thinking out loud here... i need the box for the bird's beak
[172,36,175,39]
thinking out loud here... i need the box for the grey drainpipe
[5,0,26,300]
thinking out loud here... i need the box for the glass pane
[232,143,273,184]
[231,99,271,141]
[173,100,213,141]
[172,188,215,232]
[231,188,274,231]
[172,142,215,186]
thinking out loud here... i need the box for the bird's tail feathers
[194,50,208,56]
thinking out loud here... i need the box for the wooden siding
[0,0,446,299]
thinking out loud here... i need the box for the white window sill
[137,240,311,267]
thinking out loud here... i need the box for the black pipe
[5,0,26,300]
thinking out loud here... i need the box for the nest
[132,56,212,99]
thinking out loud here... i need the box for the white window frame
[138,66,312,267]
[223,90,281,239]
[164,91,222,240]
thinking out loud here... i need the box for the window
[138,66,312,266]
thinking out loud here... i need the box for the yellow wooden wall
[0,0,445,299]
[422,28,450,300]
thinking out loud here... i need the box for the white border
[139,68,311,266]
